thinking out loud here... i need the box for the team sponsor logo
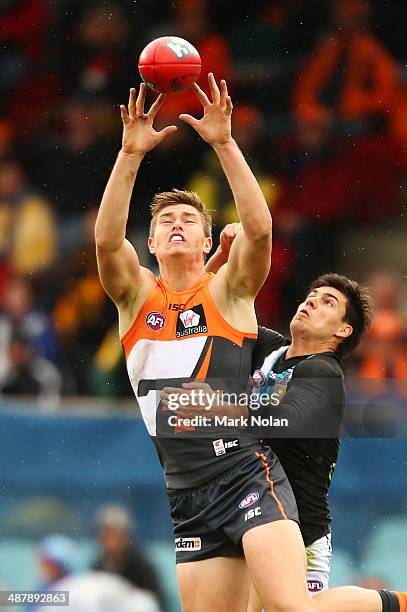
[252,369,266,388]
[213,439,240,456]
[176,304,207,338]
[146,311,166,331]
[307,580,324,593]
[180,309,200,328]
[239,492,260,509]
[213,439,226,456]
[166,39,199,60]
[244,507,262,521]
[175,537,201,551]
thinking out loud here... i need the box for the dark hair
[308,273,374,357]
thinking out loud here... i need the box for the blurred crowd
[1,0,407,400]
[27,504,166,611]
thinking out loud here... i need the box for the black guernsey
[251,326,345,547]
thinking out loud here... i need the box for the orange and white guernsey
[121,272,260,489]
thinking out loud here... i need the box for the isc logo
[225,440,238,449]
[169,303,185,312]
[244,507,262,521]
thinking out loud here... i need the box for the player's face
[290,286,353,343]
[148,204,212,262]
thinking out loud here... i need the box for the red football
[138,36,201,94]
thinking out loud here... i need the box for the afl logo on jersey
[146,311,166,331]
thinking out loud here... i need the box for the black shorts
[168,446,299,563]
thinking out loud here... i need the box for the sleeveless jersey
[121,273,259,489]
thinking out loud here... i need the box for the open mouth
[169,234,185,243]
[299,309,310,318]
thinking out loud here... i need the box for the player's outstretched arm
[95,85,177,307]
[180,74,272,298]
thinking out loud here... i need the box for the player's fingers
[220,79,228,106]
[182,382,210,390]
[226,96,233,117]
[120,104,130,125]
[128,87,138,118]
[174,410,190,419]
[232,222,242,236]
[208,72,220,103]
[192,82,210,107]
[135,83,146,115]
[179,113,200,129]
[222,78,229,98]
[162,386,184,395]
[148,93,166,118]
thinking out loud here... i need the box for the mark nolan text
[214,415,289,427]
[168,415,288,428]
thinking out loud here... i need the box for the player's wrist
[119,148,146,161]
[212,137,237,153]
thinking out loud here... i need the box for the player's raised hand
[219,222,242,256]
[120,84,177,155]
[179,73,233,146]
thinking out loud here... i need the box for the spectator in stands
[0,159,57,278]
[27,97,116,253]
[358,271,407,397]
[42,571,161,612]
[0,277,60,385]
[93,504,166,610]
[0,327,61,403]
[27,534,77,611]
[272,115,352,308]
[188,104,274,228]
[293,0,400,129]
[52,217,114,395]
[0,0,51,97]
[1,0,62,138]
[155,0,232,122]
[58,2,134,102]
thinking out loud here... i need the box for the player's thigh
[243,520,315,612]
[177,556,250,612]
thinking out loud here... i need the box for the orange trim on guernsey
[396,593,407,612]
[121,273,257,360]
[256,451,288,520]
[195,338,213,381]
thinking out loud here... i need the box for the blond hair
[149,189,212,237]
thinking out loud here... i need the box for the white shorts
[306,533,332,595]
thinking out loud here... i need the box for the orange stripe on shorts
[256,451,288,520]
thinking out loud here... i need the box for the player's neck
[287,336,336,359]
[158,259,206,292]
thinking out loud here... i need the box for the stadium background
[1,0,407,610]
